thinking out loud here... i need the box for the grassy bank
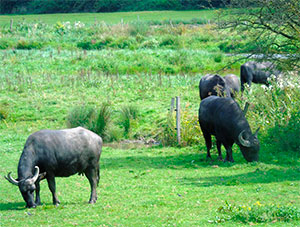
[0,10,299,226]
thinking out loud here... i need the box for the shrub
[0,39,13,49]
[16,40,43,49]
[0,105,8,121]
[77,40,93,50]
[66,105,95,129]
[159,35,180,48]
[91,103,112,138]
[119,105,139,137]
[128,21,149,36]
[213,53,223,63]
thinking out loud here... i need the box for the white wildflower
[74,21,85,29]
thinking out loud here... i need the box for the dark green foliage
[0,39,13,49]
[265,112,300,152]
[16,40,43,50]
[1,0,226,14]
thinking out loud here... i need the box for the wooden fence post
[10,19,13,32]
[170,97,175,114]
[175,96,181,145]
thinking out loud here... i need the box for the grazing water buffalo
[5,127,102,208]
[240,61,281,91]
[199,74,231,100]
[198,96,260,162]
[224,74,240,98]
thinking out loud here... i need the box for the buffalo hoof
[89,198,97,204]
[206,156,212,162]
[53,200,60,206]
[26,204,37,209]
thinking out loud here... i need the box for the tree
[217,0,300,71]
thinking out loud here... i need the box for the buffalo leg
[47,176,60,205]
[216,140,223,161]
[202,131,212,160]
[35,181,41,205]
[224,146,234,162]
[85,167,99,204]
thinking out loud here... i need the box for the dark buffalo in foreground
[198,96,260,162]
[5,127,102,208]
[199,74,231,100]
[240,61,281,91]
[224,74,240,98]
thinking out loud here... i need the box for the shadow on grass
[101,152,216,170]
[0,202,26,211]
[0,201,87,211]
[101,148,300,170]
[180,167,300,187]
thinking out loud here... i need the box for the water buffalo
[240,61,281,91]
[5,127,102,208]
[199,74,231,100]
[198,96,260,162]
[224,74,240,98]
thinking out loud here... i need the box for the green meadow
[0,10,299,226]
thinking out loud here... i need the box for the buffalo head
[238,128,260,162]
[5,166,40,208]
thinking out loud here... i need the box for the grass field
[0,10,215,26]
[0,10,299,226]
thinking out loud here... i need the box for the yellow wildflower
[255,201,262,206]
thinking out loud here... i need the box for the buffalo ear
[254,127,260,137]
[39,172,46,181]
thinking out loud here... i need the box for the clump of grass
[16,40,43,49]
[128,21,149,36]
[104,125,123,142]
[0,105,8,121]
[66,105,95,129]
[212,200,300,224]
[91,103,112,139]
[119,105,139,137]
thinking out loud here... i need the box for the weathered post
[10,19,13,32]
[170,97,175,114]
[175,96,181,145]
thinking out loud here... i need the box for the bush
[119,105,139,137]
[128,22,149,36]
[16,40,43,49]
[0,105,8,121]
[0,39,13,49]
[91,103,112,138]
[66,105,95,129]
[77,40,93,50]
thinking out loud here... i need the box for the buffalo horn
[243,102,249,116]
[254,127,260,137]
[238,130,251,147]
[30,166,40,183]
[5,172,19,186]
